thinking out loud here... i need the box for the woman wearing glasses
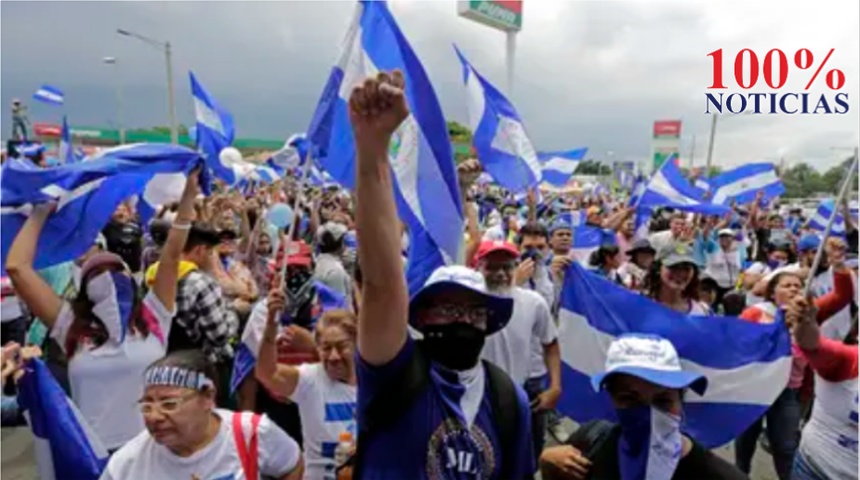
[255,306,358,480]
[5,168,202,452]
[102,350,303,479]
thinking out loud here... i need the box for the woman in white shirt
[6,168,201,450]
[102,349,303,479]
[256,304,357,480]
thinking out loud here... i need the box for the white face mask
[86,271,135,343]
[401,231,410,253]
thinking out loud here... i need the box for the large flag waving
[637,155,730,216]
[455,45,541,193]
[17,359,109,480]
[539,148,588,187]
[190,72,250,184]
[709,163,784,205]
[556,263,792,447]
[307,0,463,294]
[1,144,206,274]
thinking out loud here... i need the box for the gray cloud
[2,0,857,172]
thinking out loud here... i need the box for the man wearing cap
[314,221,352,299]
[540,334,747,479]
[348,70,534,478]
[476,239,561,464]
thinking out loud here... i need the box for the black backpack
[352,341,526,478]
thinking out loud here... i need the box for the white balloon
[219,147,243,167]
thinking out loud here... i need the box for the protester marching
[2,2,859,480]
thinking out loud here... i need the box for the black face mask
[421,323,485,371]
[283,270,315,322]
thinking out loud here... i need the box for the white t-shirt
[648,230,677,255]
[482,287,557,386]
[799,376,858,480]
[743,262,772,306]
[291,363,357,480]
[101,409,301,480]
[51,292,174,449]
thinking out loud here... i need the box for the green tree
[821,157,857,195]
[781,162,826,198]
[575,160,612,175]
[447,121,473,164]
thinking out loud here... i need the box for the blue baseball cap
[798,234,821,252]
[591,334,708,395]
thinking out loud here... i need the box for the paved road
[2,424,778,480]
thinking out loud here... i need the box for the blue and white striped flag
[16,142,45,159]
[231,283,347,393]
[709,163,784,205]
[808,199,846,237]
[539,148,588,187]
[270,133,310,171]
[455,45,541,193]
[638,155,729,216]
[1,144,207,274]
[570,226,614,264]
[694,176,710,192]
[58,116,80,164]
[307,0,463,294]
[557,263,792,448]
[190,72,251,184]
[617,169,635,191]
[17,359,109,480]
[32,85,64,105]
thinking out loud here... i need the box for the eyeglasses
[138,392,198,416]
[425,304,489,328]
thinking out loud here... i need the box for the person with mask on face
[513,222,555,307]
[539,334,747,480]
[348,70,534,478]
[476,240,561,466]
[6,167,201,451]
[102,201,144,275]
[618,239,656,292]
[101,349,304,480]
[255,309,358,480]
[236,240,348,446]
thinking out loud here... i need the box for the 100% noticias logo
[705,48,848,115]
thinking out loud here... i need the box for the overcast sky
[2,1,858,172]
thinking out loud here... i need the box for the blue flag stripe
[324,402,356,422]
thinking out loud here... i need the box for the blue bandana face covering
[616,405,683,480]
[87,271,135,342]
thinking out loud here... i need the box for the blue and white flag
[16,142,45,159]
[455,45,541,193]
[32,85,64,105]
[230,282,347,393]
[617,169,635,191]
[1,144,207,274]
[307,0,463,294]
[270,133,310,171]
[58,116,80,164]
[190,72,250,184]
[539,148,588,187]
[709,163,784,205]
[694,176,710,192]
[637,155,729,216]
[556,263,792,448]
[808,199,846,237]
[570,226,614,264]
[17,359,109,480]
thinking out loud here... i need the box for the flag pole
[804,146,858,297]
[277,157,315,289]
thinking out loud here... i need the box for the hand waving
[348,70,409,156]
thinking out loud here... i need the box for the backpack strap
[232,411,263,480]
[354,342,431,476]
[483,359,524,479]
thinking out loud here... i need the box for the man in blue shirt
[349,70,534,479]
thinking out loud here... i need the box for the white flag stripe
[711,170,781,205]
[558,309,792,405]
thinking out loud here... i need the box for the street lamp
[116,28,177,144]
[103,56,125,144]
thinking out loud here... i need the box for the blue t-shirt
[356,337,534,479]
